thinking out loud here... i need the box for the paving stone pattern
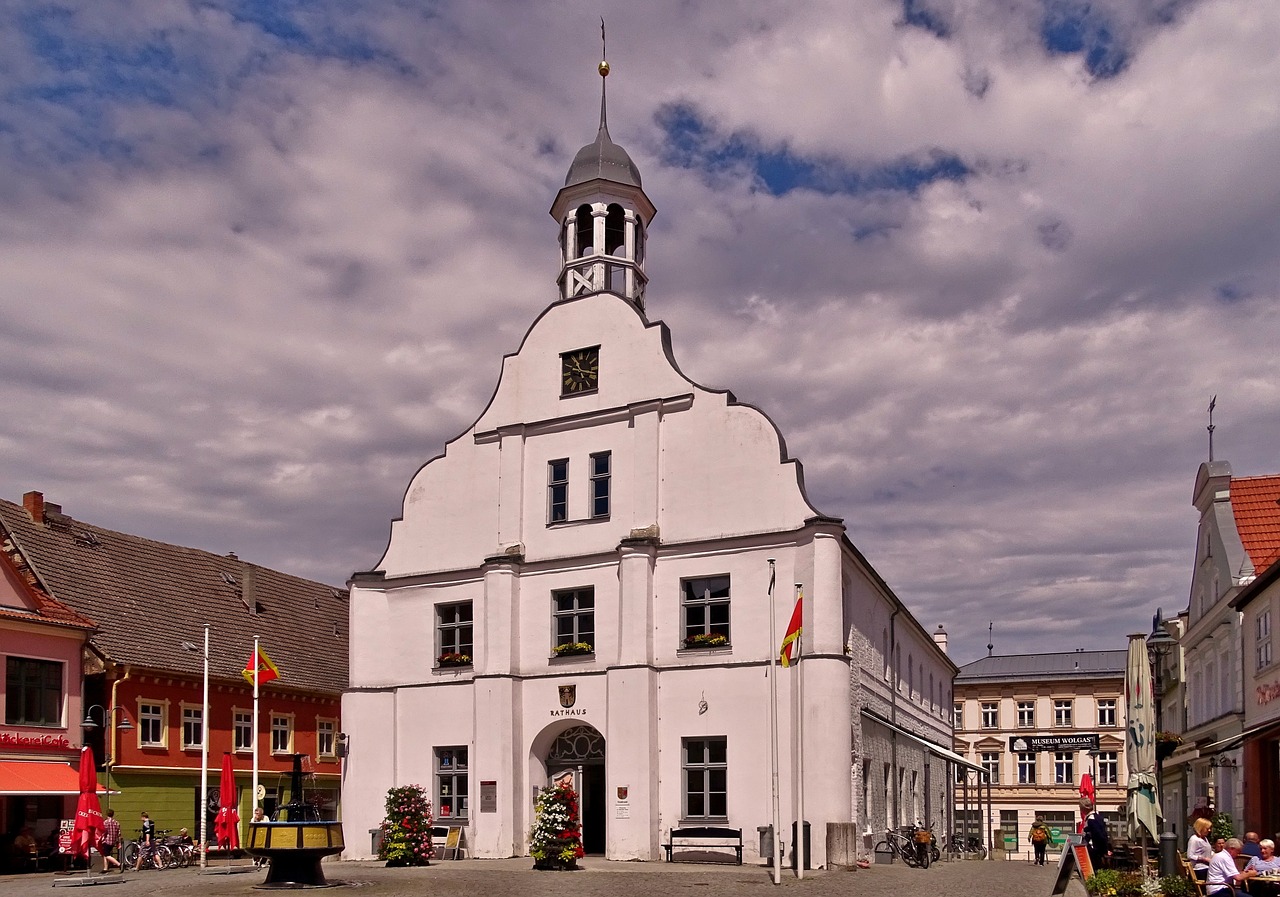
[5,856,1090,897]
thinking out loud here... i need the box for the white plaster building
[341,63,956,866]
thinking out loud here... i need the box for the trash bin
[758,825,782,866]
[791,820,811,870]
[369,827,383,857]
[874,843,895,864]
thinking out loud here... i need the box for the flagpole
[767,559,782,885]
[794,584,805,880]
[252,635,260,816]
[199,623,210,869]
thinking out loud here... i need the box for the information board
[441,826,465,861]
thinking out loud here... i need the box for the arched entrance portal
[546,725,606,855]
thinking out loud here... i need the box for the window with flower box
[436,747,468,819]
[437,602,473,667]
[681,576,730,649]
[552,587,594,656]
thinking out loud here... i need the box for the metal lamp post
[81,705,134,810]
[1146,612,1178,875]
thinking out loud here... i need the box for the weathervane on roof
[987,621,994,657]
[1207,395,1216,462]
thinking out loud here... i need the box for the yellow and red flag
[779,592,803,668]
[242,645,281,685]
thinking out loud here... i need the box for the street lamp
[1147,610,1178,875]
[81,705,134,810]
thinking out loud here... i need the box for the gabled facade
[953,650,1128,858]
[342,61,956,866]
[0,492,348,844]
[0,517,96,869]
[1177,464,1280,829]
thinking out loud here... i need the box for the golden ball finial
[598,60,610,77]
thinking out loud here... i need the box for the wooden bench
[662,827,743,864]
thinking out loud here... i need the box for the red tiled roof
[1230,475,1280,573]
[0,497,348,695]
[0,523,96,631]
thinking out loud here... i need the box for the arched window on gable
[574,205,594,257]
[604,204,626,256]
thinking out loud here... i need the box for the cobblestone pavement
[2,856,1089,897]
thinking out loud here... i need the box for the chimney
[932,624,948,655]
[244,563,257,616]
[22,491,45,524]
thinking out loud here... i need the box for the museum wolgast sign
[1009,734,1101,752]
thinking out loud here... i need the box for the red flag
[71,745,103,859]
[779,593,803,668]
[242,646,280,685]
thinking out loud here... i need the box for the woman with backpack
[1029,818,1053,865]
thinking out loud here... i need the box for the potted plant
[1155,731,1182,761]
[682,633,729,649]
[377,784,435,867]
[529,783,584,870]
[553,642,592,657]
[438,652,472,668]
[1084,869,1145,897]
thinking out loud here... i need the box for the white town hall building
[341,59,961,866]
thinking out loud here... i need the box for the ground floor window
[436,746,468,819]
[682,737,727,821]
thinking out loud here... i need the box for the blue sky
[2,0,1279,663]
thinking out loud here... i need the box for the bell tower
[550,47,656,309]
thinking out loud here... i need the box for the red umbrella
[214,752,240,849]
[1079,772,1096,833]
[71,745,104,861]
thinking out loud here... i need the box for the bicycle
[122,832,171,871]
[941,831,988,859]
[874,827,928,867]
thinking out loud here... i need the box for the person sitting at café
[1207,838,1256,897]
[1244,832,1264,859]
[1246,840,1280,875]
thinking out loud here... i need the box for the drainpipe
[890,607,900,829]
[108,665,132,776]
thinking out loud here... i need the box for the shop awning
[861,709,986,775]
[0,760,113,796]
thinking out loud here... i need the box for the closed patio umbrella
[70,745,104,868]
[214,752,240,851]
[1125,633,1160,841]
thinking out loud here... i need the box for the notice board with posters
[440,826,465,860]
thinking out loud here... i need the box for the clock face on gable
[561,347,599,395]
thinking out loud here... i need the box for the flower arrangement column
[530,783,584,870]
[377,784,435,866]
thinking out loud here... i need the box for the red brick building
[0,493,348,846]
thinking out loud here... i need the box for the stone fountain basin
[245,821,345,889]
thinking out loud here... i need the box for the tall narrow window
[683,738,727,820]
[436,747,469,819]
[1017,752,1037,784]
[182,705,203,750]
[953,703,964,729]
[139,702,165,747]
[552,588,595,652]
[590,451,611,518]
[4,657,62,726]
[233,709,252,751]
[1017,701,1035,728]
[271,714,293,754]
[1054,752,1074,784]
[437,602,474,664]
[1054,700,1073,727]
[574,205,594,257]
[316,718,336,758]
[1258,610,1273,671]
[981,702,998,728]
[1097,698,1116,727]
[681,576,731,647]
[1097,752,1118,784]
[548,460,569,523]
[981,752,1000,785]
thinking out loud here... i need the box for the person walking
[1083,801,1111,873]
[133,812,156,871]
[1029,818,1053,865]
[99,809,123,873]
